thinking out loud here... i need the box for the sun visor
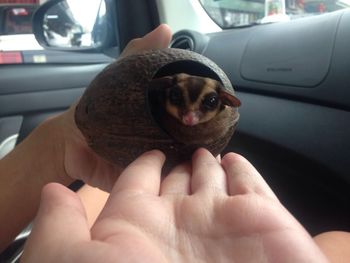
[240,11,342,87]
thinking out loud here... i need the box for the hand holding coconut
[59,24,174,191]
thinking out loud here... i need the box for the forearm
[0,116,73,252]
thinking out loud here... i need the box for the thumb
[142,24,172,49]
[21,183,90,262]
[120,24,172,58]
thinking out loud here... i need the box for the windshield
[199,0,350,28]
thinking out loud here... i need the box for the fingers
[22,183,90,261]
[191,148,227,195]
[111,150,165,195]
[221,153,278,199]
[77,185,109,228]
[111,149,276,201]
[120,24,172,58]
[160,162,192,195]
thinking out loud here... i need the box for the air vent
[170,35,194,51]
[170,30,209,54]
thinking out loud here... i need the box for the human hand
[56,24,172,191]
[22,149,328,263]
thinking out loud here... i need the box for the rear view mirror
[33,0,109,50]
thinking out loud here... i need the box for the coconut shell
[75,48,239,169]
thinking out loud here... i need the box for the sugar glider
[148,73,241,144]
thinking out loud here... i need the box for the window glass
[0,0,113,64]
[199,0,350,28]
[3,5,35,34]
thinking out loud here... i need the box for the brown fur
[164,73,237,125]
[148,73,241,144]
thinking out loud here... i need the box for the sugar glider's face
[164,73,241,126]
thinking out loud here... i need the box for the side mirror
[33,0,110,51]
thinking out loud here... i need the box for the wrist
[37,114,75,186]
[4,113,75,187]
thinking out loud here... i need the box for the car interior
[0,0,349,261]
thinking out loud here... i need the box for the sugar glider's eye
[203,93,219,110]
[168,87,184,106]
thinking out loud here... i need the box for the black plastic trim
[116,0,160,51]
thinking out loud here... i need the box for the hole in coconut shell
[153,60,222,83]
[146,60,223,142]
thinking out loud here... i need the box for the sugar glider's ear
[219,90,241,107]
[148,76,175,90]
[148,76,176,106]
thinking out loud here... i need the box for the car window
[199,0,350,28]
[0,0,113,64]
[2,5,35,35]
